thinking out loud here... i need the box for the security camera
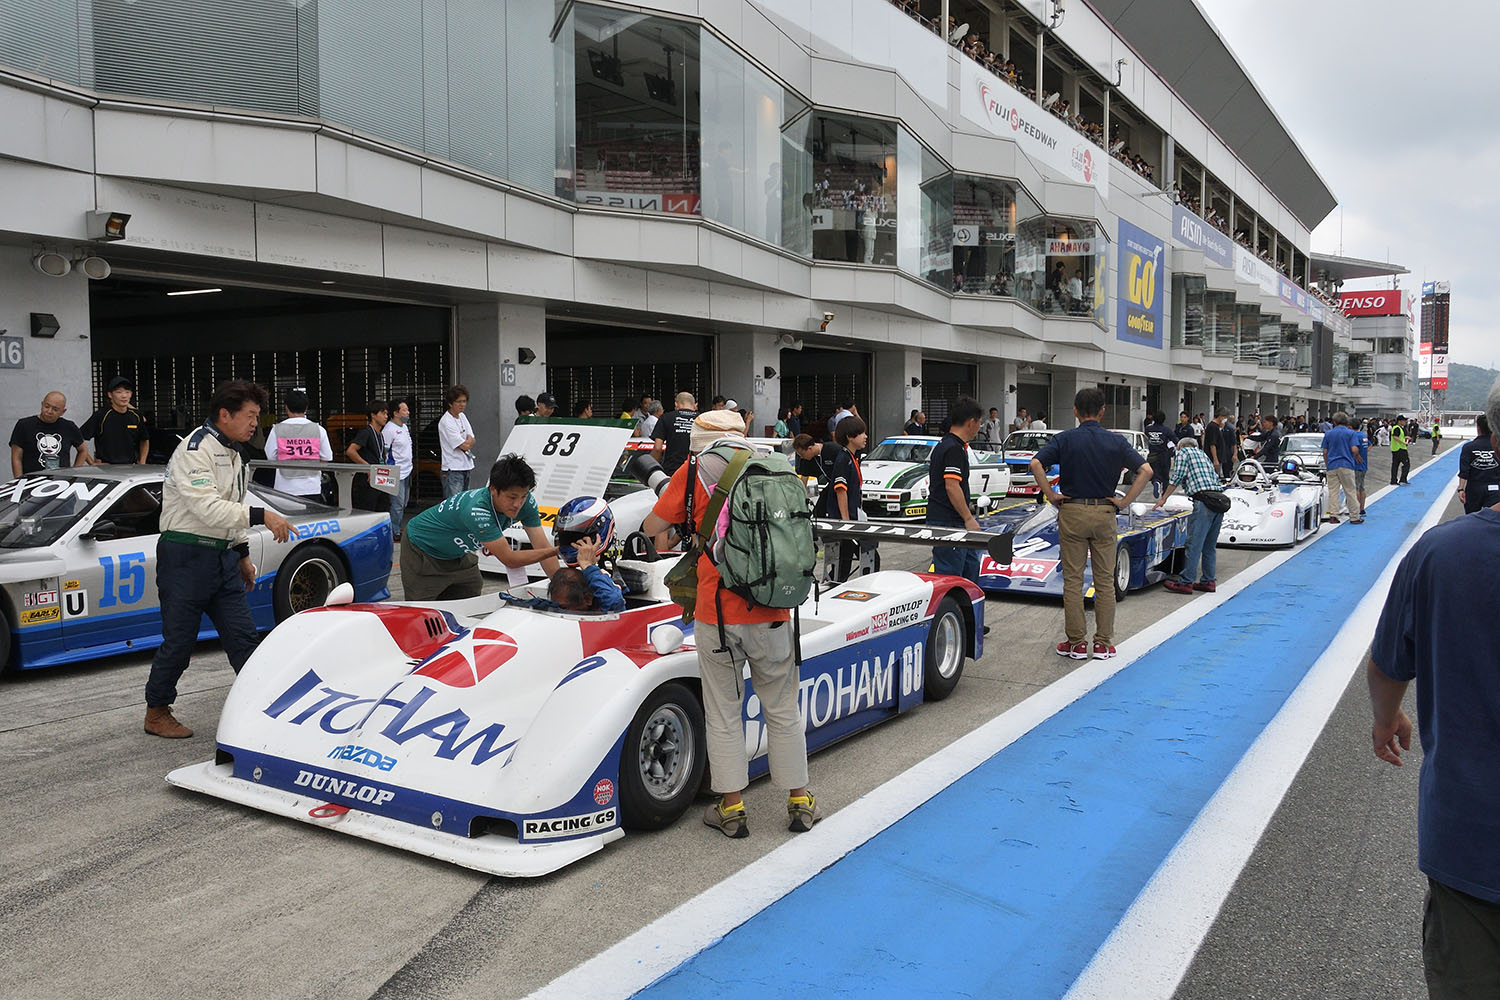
[820,311,835,332]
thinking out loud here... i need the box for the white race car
[858,436,1013,521]
[1217,458,1325,548]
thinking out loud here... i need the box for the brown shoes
[144,706,193,739]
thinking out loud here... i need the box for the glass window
[1015,214,1104,319]
[916,147,952,287]
[98,483,163,540]
[1,0,86,84]
[1234,304,1260,363]
[1174,274,1206,349]
[572,7,702,216]
[700,33,813,254]
[1203,291,1235,356]
[1258,313,1281,368]
[1280,323,1299,371]
[810,113,898,265]
[950,175,1031,297]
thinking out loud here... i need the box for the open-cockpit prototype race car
[1217,457,1325,547]
[973,493,1195,600]
[168,421,1010,877]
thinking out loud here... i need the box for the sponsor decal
[845,626,871,641]
[23,589,58,607]
[833,590,877,603]
[0,478,110,504]
[293,769,396,805]
[1338,289,1403,316]
[1270,509,1285,518]
[264,668,517,767]
[797,643,911,727]
[62,590,88,620]
[980,555,1060,580]
[523,808,619,840]
[593,778,615,806]
[293,519,342,539]
[886,599,926,630]
[327,744,398,771]
[904,505,926,517]
[20,606,61,625]
[411,628,519,687]
[62,579,81,591]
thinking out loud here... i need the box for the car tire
[619,682,707,831]
[0,615,12,673]
[272,543,348,622]
[922,593,967,702]
[1113,543,1130,602]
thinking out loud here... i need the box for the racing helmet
[1235,462,1261,486]
[553,496,615,565]
[1280,455,1303,477]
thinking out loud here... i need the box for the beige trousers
[1327,467,1358,517]
[695,620,808,793]
[1058,503,1119,644]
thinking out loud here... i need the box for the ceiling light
[32,251,71,277]
[166,287,223,296]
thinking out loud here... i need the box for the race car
[1000,429,1062,496]
[0,467,392,671]
[858,436,1014,520]
[974,493,1194,600]
[1217,457,1325,548]
[167,549,985,877]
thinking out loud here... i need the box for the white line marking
[1062,462,1455,1000]
[523,458,1451,1000]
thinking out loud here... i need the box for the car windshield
[0,476,116,548]
[970,446,1004,465]
[1003,432,1053,452]
[1285,436,1322,452]
[865,440,934,464]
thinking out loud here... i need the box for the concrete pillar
[1049,370,1086,427]
[872,347,922,441]
[717,330,784,437]
[976,358,1017,421]
[455,300,547,461]
[1157,379,1185,422]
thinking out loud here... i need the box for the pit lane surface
[0,446,1446,999]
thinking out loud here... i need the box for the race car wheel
[273,544,348,621]
[922,594,967,702]
[1113,543,1130,602]
[620,682,706,831]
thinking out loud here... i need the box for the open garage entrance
[920,360,977,432]
[89,275,451,497]
[546,320,713,420]
[779,346,870,440]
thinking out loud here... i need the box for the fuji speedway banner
[1117,219,1165,349]
[960,61,1108,196]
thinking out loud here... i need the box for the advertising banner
[1045,238,1096,256]
[1117,219,1165,349]
[1170,205,1233,269]
[1419,341,1433,382]
[959,61,1108,196]
[1338,289,1404,316]
[1233,245,1279,296]
[1432,349,1450,390]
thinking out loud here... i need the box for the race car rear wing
[247,460,397,512]
[810,517,1014,565]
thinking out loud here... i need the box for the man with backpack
[641,409,820,840]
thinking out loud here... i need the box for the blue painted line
[633,453,1459,1000]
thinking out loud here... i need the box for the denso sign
[1338,290,1403,316]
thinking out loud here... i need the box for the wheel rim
[1115,548,1130,592]
[287,556,340,613]
[933,610,964,680]
[637,703,694,802]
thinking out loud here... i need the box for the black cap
[537,392,558,407]
[107,375,135,392]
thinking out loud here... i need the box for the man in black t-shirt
[10,391,87,476]
[81,375,150,464]
[345,400,390,512]
[1247,414,1282,466]
[928,397,983,583]
[1143,410,1174,496]
[903,410,926,435]
[652,391,698,475]
[794,434,845,517]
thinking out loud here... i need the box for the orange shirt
[650,460,789,626]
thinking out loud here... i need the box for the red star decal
[412,628,519,687]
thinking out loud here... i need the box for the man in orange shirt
[642,410,819,839]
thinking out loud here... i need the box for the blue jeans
[1177,499,1224,585]
[932,545,980,583]
[390,473,411,535]
[145,541,260,707]
[441,469,469,498]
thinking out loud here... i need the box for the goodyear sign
[1117,219,1165,349]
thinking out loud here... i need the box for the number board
[0,336,23,369]
[496,420,636,512]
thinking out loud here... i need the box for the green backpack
[712,453,817,611]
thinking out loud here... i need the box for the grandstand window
[809,113,901,266]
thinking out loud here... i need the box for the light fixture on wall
[85,211,131,242]
[776,333,804,351]
[32,251,71,277]
[73,255,111,280]
[1111,58,1129,88]
[518,347,536,365]
[30,313,60,338]
[763,366,777,379]
[910,377,922,388]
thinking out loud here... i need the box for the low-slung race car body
[0,467,391,671]
[1217,459,1325,547]
[858,436,1013,520]
[974,495,1194,599]
[168,559,983,877]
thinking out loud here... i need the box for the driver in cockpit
[548,497,626,614]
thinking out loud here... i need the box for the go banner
[1117,218,1165,349]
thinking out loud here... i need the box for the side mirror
[84,520,118,541]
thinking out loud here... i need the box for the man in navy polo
[1031,388,1151,661]
[927,396,984,582]
[1368,381,1500,996]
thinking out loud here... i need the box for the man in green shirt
[1390,416,1410,486]
[400,454,561,601]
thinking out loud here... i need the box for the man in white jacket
[143,380,291,738]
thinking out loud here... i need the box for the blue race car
[975,494,1194,600]
[0,467,392,671]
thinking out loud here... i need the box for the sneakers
[787,791,821,833]
[1092,641,1117,659]
[703,798,749,839]
[1350,515,1365,524]
[1056,639,1089,659]
[1193,581,1217,593]
[1163,579,1194,594]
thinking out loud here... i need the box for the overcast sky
[1196,0,1500,371]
